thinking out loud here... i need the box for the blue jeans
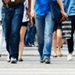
[25,23,36,45]
[2,4,24,59]
[35,12,54,61]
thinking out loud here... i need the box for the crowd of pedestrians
[0,0,75,64]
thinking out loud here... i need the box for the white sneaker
[11,58,17,64]
[67,54,73,61]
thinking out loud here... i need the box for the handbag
[62,18,72,39]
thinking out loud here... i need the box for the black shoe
[44,59,50,64]
[18,58,23,62]
[11,58,17,64]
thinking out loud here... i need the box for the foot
[40,59,44,63]
[53,52,57,58]
[18,58,23,62]
[58,54,63,57]
[52,55,57,58]
[67,54,73,61]
[44,59,50,64]
[11,58,17,64]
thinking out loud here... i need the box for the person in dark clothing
[2,0,24,64]
[63,0,75,61]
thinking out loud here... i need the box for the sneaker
[40,59,44,63]
[67,54,73,61]
[11,58,17,64]
[44,59,50,64]
[7,55,10,62]
[18,58,23,62]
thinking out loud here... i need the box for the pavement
[0,45,75,75]
[0,55,75,75]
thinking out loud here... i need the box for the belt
[3,3,23,8]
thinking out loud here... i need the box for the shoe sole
[11,61,17,64]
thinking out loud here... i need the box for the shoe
[18,58,23,62]
[29,43,35,47]
[67,54,73,61]
[44,59,50,64]
[25,45,32,47]
[58,54,63,57]
[52,55,57,58]
[7,55,10,62]
[11,58,17,64]
[40,59,44,63]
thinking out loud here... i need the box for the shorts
[53,19,62,31]
[22,21,29,27]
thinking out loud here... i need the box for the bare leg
[52,31,57,57]
[19,26,27,59]
[57,29,62,57]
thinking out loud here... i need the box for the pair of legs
[2,4,24,63]
[19,22,28,61]
[67,16,75,60]
[52,29,62,57]
[35,12,54,63]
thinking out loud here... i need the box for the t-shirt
[63,0,75,16]
[35,0,50,15]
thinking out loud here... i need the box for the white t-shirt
[22,0,29,22]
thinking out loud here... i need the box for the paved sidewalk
[0,56,75,75]
[0,45,75,56]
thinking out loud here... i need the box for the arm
[31,0,36,18]
[57,0,68,18]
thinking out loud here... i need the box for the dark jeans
[2,4,24,59]
[67,16,75,54]
[25,23,36,45]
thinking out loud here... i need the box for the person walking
[63,0,75,61]
[51,0,63,57]
[18,0,30,62]
[31,0,68,64]
[2,0,25,64]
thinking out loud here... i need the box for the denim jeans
[2,4,24,59]
[35,12,54,61]
[25,23,36,45]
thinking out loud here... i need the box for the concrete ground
[0,45,75,75]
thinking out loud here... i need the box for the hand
[31,9,36,18]
[30,18,34,25]
[61,11,68,19]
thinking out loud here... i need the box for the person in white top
[18,0,30,61]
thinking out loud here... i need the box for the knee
[57,35,62,40]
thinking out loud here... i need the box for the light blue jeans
[35,12,54,61]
